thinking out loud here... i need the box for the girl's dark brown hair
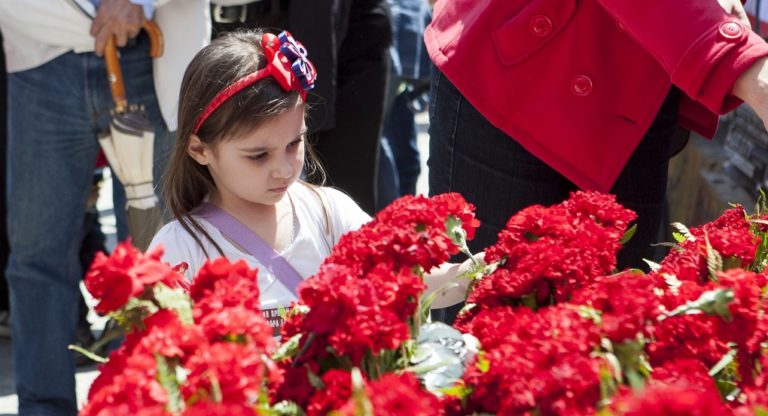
[162,29,325,257]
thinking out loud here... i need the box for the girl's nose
[272,156,294,179]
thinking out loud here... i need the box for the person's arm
[423,252,483,309]
[717,0,751,27]
[733,56,768,129]
[597,0,768,115]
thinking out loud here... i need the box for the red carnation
[336,372,443,416]
[181,402,257,415]
[608,381,729,415]
[182,342,267,404]
[570,271,664,342]
[85,241,185,314]
[306,369,354,416]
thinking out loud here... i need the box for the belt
[211,0,289,24]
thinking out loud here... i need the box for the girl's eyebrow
[239,129,308,152]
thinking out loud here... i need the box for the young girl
[149,30,472,333]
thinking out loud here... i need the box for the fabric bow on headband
[193,30,317,134]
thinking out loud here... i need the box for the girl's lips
[270,186,288,193]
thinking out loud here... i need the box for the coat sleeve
[597,0,768,114]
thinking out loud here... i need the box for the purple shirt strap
[192,202,304,296]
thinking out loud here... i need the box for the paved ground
[0,112,431,414]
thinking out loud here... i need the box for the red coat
[425,0,768,192]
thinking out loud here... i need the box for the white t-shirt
[148,183,370,330]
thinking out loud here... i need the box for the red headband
[192,31,317,134]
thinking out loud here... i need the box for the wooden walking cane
[103,20,164,113]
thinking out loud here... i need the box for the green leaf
[625,369,645,391]
[155,354,183,412]
[661,288,734,321]
[643,259,662,273]
[755,405,768,416]
[67,344,107,363]
[349,368,373,416]
[612,339,646,377]
[273,333,302,362]
[620,224,637,245]
[723,256,744,272]
[521,293,537,310]
[265,401,304,416]
[672,231,686,243]
[709,348,737,377]
[524,231,541,242]
[651,242,680,248]
[671,222,694,241]
[457,303,476,317]
[439,383,473,399]
[577,305,603,325]
[113,298,158,329]
[209,371,223,403]
[153,283,193,325]
[476,352,490,373]
[306,366,325,390]
[663,273,682,293]
[704,235,723,282]
[466,261,488,281]
[597,365,619,406]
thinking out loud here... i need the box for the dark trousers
[314,16,389,214]
[429,69,679,322]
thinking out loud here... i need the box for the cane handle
[104,21,163,113]
[142,20,164,58]
[104,36,127,113]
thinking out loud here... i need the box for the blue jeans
[6,34,171,415]
[376,77,423,210]
[428,68,679,323]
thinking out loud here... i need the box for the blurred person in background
[426,0,768,323]
[376,0,431,210]
[0,0,208,413]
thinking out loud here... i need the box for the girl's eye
[247,153,268,161]
[287,138,303,150]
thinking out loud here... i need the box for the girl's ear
[187,134,210,165]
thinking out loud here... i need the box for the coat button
[530,15,553,37]
[719,21,743,39]
[571,75,593,97]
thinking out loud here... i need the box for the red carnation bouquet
[80,189,768,415]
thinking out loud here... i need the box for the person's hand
[733,56,768,131]
[717,0,752,28]
[90,0,145,57]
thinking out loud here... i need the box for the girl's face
[188,100,306,211]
